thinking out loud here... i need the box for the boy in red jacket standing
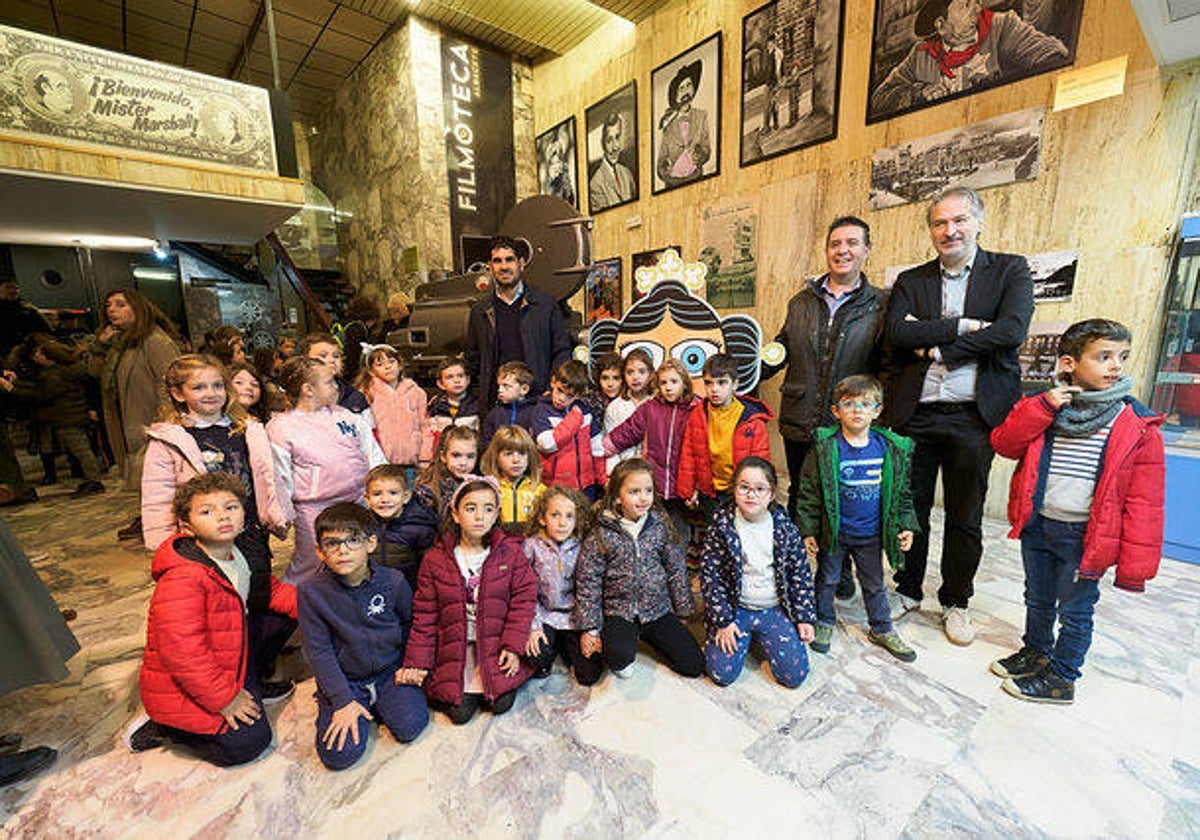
[990,319,1164,704]
[127,472,298,765]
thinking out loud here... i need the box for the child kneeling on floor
[701,457,816,687]
[129,472,298,766]
[300,502,429,770]
[990,319,1164,704]
[397,476,537,724]
[794,374,919,662]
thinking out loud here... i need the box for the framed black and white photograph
[535,116,579,208]
[869,106,1045,209]
[651,33,722,195]
[866,0,1082,123]
[585,82,640,214]
[740,0,844,167]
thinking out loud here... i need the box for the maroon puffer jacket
[139,535,297,734]
[403,530,537,704]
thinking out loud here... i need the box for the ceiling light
[73,235,159,251]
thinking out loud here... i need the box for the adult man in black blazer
[882,186,1033,646]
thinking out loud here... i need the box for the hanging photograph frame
[585,81,640,214]
[651,32,722,195]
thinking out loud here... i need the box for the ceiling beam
[227,1,267,81]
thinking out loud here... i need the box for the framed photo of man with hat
[651,32,722,195]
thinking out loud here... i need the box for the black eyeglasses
[319,535,367,553]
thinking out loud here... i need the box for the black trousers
[894,403,996,609]
[528,625,604,686]
[783,438,813,522]
[602,614,703,677]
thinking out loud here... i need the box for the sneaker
[868,630,917,662]
[1002,669,1075,704]
[0,746,57,786]
[123,714,167,753]
[72,481,106,497]
[942,607,975,646]
[260,680,295,705]
[892,594,921,620]
[811,623,833,653]
[613,663,636,679]
[990,647,1049,679]
[116,516,142,541]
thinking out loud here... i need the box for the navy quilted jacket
[699,502,816,636]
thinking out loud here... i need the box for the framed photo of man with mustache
[651,32,722,195]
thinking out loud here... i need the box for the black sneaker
[261,680,295,705]
[116,516,142,541]
[72,481,106,497]
[990,647,1049,679]
[1002,670,1074,705]
[0,746,56,786]
[123,715,167,752]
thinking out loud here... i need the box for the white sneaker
[893,594,921,619]
[613,663,636,679]
[943,607,975,646]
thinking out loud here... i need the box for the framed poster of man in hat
[866,0,1081,123]
[651,32,722,195]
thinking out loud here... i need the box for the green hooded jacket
[792,425,920,570]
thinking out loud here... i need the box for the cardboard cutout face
[584,249,781,394]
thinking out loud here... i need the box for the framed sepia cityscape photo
[866,0,1082,123]
[651,32,722,195]
[740,0,845,167]
[585,81,640,214]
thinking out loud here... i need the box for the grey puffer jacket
[574,509,692,631]
[764,276,885,443]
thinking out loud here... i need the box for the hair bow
[360,342,394,356]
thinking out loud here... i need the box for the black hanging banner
[441,36,515,273]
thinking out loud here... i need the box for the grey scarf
[1052,375,1133,436]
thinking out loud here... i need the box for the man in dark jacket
[763,216,885,525]
[881,186,1033,646]
[465,236,573,413]
[0,277,50,506]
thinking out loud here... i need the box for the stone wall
[309,16,534,307]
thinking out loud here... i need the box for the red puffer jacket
[403,530,537,704]
[676,395,774,499]
[139,535,297,734]
[991,394,1165,592]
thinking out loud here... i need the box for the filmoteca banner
[0,23,277,174]
[441,35,514,273]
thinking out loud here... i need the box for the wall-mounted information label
[1053,55,1128,112]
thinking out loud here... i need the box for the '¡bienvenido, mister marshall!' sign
[0,23,277,174]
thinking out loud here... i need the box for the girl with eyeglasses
[699,457,816,688]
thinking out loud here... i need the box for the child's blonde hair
[480,425,541,485]
[277,356,326,402]
[656,358,695,403]
[355,344,404,396]
[158,353,248,433]
[527,483,593,540]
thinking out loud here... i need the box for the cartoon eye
[671,339,721,377]
[622,341,664,369]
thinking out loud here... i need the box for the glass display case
[1151,214,1200,434]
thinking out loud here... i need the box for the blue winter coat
[700,502,816,636]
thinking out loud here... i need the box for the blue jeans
[314,671,429,770]
[705,605,810,688]
[1020,516,1101,683]
[816,533,891,633]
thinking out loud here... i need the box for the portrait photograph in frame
[585,257,623,323]
[585,81,640,214]
[535,116,579,208]
[651,32,722,195]
[866,0,1082,124]
[740,0,845,167]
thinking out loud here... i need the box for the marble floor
[2,478,1200,839]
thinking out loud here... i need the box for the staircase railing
[265,232,332,331]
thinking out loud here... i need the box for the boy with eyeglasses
[298,502,428,770]
[794,375,920,661]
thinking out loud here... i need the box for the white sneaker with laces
[943,606,975,646]
[893,594,921,619]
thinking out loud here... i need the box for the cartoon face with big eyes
[588,274,765,394]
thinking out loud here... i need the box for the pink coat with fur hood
[367,376,428,466]
[142,419,286,550]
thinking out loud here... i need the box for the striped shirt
[1041,421,1114,522]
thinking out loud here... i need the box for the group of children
[129,316,1164,772]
